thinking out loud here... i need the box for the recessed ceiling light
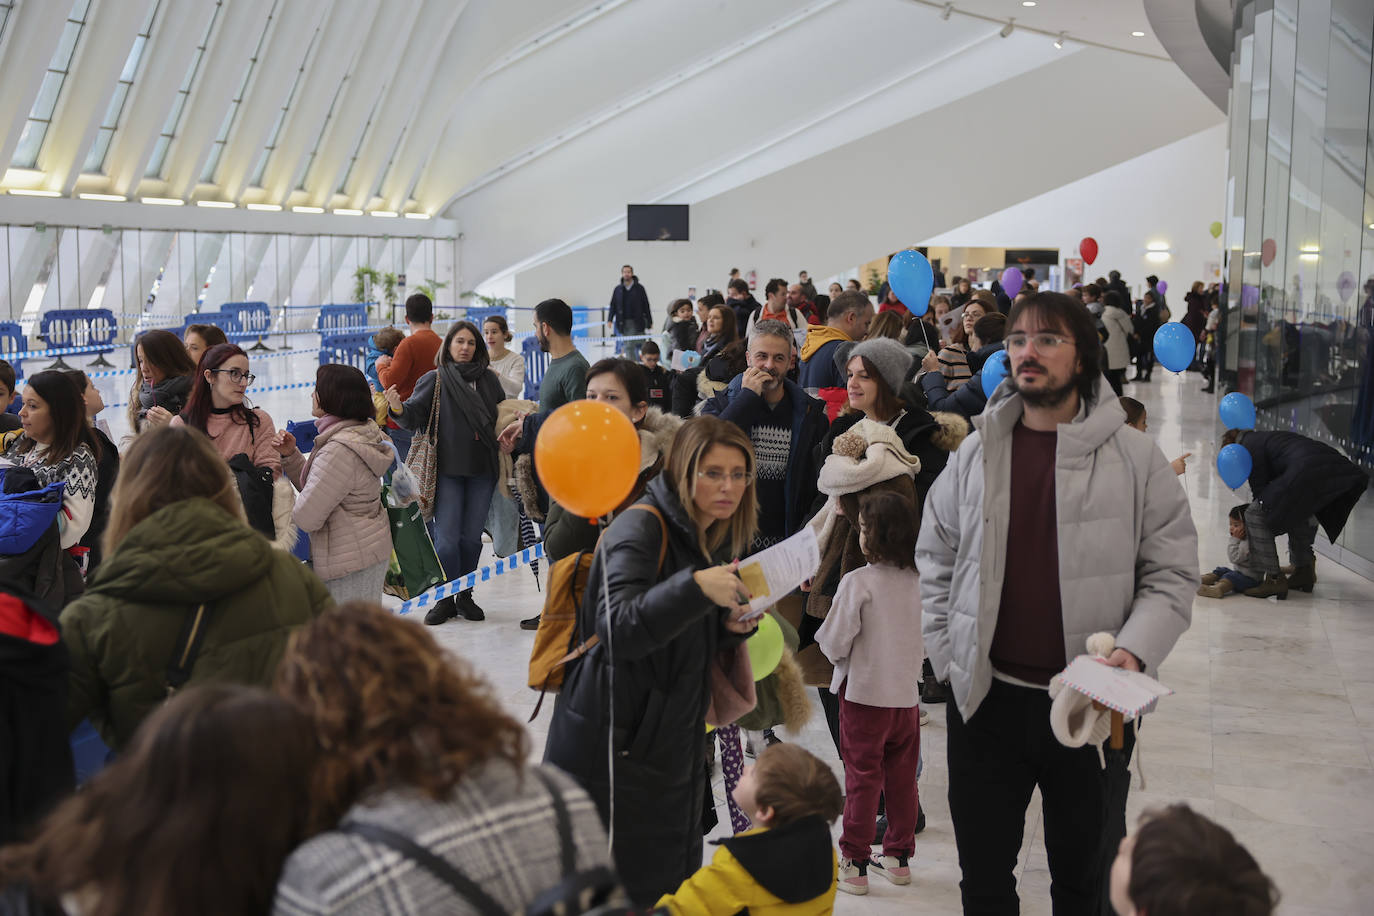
[1131,30,1146,37]
[246,202,282,211]
[404,212,431,220]
[370,210,398,218]
[292,205,324,214]
[332,208,363,216]
[79,192,127,201]
[196,200,235,208]
[141,197,184,206]
[1022,1,1036,6]
[8,188,61,197]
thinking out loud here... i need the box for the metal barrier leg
[89,351,115,368]
[249,333,273,353]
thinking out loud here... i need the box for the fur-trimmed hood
[929,410,970,452]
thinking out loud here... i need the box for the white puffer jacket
[1101,305,1135,371]
[282,420,394,582]
[916,375,1198,720]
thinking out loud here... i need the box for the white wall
[920,122,1229,298]
[514,46,1225,315]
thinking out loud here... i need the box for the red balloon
[1261,238,1276,267]
[1080,237,1098,266]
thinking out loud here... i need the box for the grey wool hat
[847,337,913,396]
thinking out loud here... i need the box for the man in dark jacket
[609,264,652,361]
[1221,428,1370,596]
[725,278,761,333]
[702,320,830,548]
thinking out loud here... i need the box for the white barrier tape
[396,544,545,615]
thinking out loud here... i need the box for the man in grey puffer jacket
[917,291,1197,915]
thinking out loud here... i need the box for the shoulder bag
[404,373,441,521]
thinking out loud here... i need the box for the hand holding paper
[735,527,820,619]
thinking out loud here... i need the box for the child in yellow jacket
[655,744,843,915]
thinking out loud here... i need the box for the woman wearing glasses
[173,343,295,550]
[544,416,760,907]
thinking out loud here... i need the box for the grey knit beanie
[847,337,913,395]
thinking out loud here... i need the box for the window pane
[145,134,170,177]
[162,92,185,134]
[83,127,113,173]
[102,82,129,128]
[69,0,91,22]
[51,20,80,70]
[11,120,43,168]
[30,70,64,121]
[200,142,223,183]
[120,34,146,82]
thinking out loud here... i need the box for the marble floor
[88,347,1374,914]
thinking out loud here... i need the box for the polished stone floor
[91,348,1374,914]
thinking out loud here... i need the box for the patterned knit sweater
[2,436,98,548]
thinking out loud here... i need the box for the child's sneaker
[869,854,912,885]
[837,858,869,895]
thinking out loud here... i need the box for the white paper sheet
[736,526,820,618]
[1053,655,1174,718]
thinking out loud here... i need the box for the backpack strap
[553,503,669,669]
[526,769,622,914]
[340,821,506,916]
[165,603,210,698]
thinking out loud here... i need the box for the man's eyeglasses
[697,469,753,485]
[1005,333,1074,352]
[210,368,256,385]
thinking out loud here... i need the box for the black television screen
[627,204,689,241]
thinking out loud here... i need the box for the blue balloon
[1216,443,1253,490]
[981,350,1010,398]
[1218,392,1255,430]
[1152,322,1194,373]
[887,249,933,317]
[680,350,701,369]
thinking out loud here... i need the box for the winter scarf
[440,359,498,454]
[137,373,193,419]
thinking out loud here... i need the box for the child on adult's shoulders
[1197,504,1261,598]
[654,743,842,915]
[1111,804,1277,915]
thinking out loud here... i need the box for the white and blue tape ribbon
[396,544,545,615]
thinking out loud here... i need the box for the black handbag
[226,453,275,539]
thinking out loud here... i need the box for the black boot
[424,596,458,626]
[457,590,485,621]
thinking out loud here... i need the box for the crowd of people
[2,260,1341,916]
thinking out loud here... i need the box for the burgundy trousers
[839,686,921,862]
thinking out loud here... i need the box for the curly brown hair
[274,601,529,824]
[858,490,918,569]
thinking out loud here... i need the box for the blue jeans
[1211,566,1259,592]
[429,473,497,587]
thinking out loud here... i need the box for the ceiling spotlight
[1053,31,1065,48]
[940,3,952,20]
[1021,1,1036,6]
[1000,18,1015,37]
[1131,30,1145,37]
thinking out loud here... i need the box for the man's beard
[1010,364,1078,408]
[537,330,549,353]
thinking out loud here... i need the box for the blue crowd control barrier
[39,309,118,368]
[0,322,25,377]
[572,305,590,339]
[319,331,370,369]
[464,305,505,328]
[315,304,369,334]
[180,312,241,337]
[220,301,274,350]
[522,335,551,402]
[127,325,180,368]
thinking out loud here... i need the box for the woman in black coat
[1222,428,1369,595]
[544,416,759,907]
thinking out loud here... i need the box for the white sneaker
[919,709,930,726]
[869,854,912,886]
[837,858,869,895]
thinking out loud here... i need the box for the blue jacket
[700,375,829,537]
[364,334,388,391]
[921,342,1004,419]
[798,339,851,390]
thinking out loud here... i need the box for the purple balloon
[1338,270,1356,303]
[1157,280,1168,295]
[1000,267,1024,299]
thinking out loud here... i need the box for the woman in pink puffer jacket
[273,365,395,603]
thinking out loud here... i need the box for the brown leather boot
[1287,564,1317,593]
[1200,572,1220,586]
[1197,580,1234,598]
[1244,574,1289,600]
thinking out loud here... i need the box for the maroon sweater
[989,422,1066,685]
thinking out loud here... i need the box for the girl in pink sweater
[815,490,923,896]
[170,344,281,478]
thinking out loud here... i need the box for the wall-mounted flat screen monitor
[627,204,689,241]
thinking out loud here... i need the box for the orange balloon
[534,401,641,519]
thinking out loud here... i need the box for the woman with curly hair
[272,602,618,915]
[0,684,319,916]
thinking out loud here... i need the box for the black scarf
[439,360,497,453]
[137,374,192,416]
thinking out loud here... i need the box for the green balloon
[747,612,784,680]
[1209,221,1223,239]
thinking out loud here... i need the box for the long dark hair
[438,320,490,370]
[127,329,198,430]
[0,684,319,916]
[179,343,259,436]
[707,305,738,347]
[15,370,97,464]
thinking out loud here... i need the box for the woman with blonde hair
[0,684,320,916]
[545,415,761,906]
[272,601,617,914]
[59,425,331,750]
[865,309,907,342]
